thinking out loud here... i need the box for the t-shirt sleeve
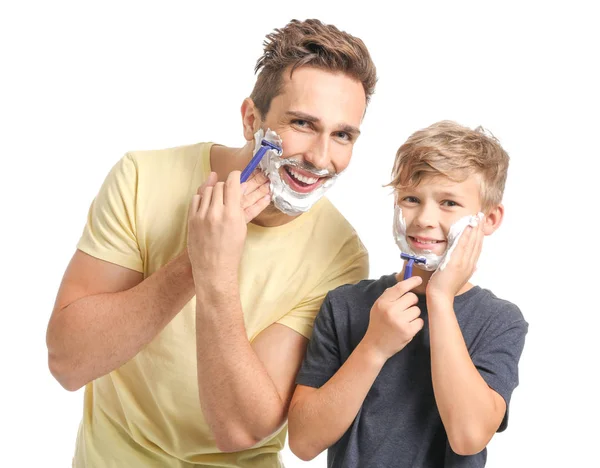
[472,308,528,432]
[76,153,144,272]
[294,294,342,388]
[276,236,368,340]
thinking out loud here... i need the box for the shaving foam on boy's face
[393,205,484,271]
[253,128,340,216]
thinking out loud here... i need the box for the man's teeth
[289,168,318,185]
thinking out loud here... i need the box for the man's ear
[241,98,262,142]
[483,204,504,235]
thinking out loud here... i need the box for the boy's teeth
[289,168,318,185]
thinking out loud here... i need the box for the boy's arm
[426,220,527,455]
[288,277,424,461]
[427,295,507,455]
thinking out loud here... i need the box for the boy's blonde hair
[389,121,510,212]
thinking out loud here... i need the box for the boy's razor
[240,140,283,183]
[401,253,427,280]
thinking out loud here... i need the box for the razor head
[261,139,282,155]
[401,252,427,264]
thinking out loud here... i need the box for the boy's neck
[396,266,474,296]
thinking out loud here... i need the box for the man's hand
[427,218,484,302]
[187,170,270,280]
[361,276,424,364]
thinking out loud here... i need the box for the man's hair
[250,19,377,118]
[389,121,510,211]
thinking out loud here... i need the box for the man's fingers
[211,182,225,208]
[189,194,201,217]
[224,170,242,207]
[244,194,271,223]
[242,180,271,209]
[199,186,213,216]
[197,172,218,196]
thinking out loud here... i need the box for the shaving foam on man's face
[392,175,485,271]
[253,128,339,216]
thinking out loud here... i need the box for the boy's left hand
[426,218,484,302]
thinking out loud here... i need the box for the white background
[1,1,598,467]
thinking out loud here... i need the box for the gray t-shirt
[296,274,528,468]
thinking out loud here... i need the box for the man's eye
[335,131,351,141]
[293,119,309,127]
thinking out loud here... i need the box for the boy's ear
[483,204,504,235]
[241,98,262,142]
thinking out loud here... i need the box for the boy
[288,121,528,467]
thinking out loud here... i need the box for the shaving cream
[253,128,339,216]
[393,205,484,271]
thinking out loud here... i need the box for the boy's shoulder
[326,274,397,308]
[460,286,526,322]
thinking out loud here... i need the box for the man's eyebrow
[285,111,361,136]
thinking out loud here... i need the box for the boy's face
[395,173,486,256]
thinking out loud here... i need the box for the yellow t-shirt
[74,143,368,467]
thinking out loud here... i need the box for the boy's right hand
[361,276,424,363]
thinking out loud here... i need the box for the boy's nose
[415,204,437,229]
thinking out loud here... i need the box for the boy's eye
[441,200,459,207]
[402,196,419,204]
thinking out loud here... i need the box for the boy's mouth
[280,166,328,194]
[408,236,446,252]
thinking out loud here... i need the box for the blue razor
[240,140,283,183]
[401,253,427,280]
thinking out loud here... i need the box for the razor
[401,253,427,280]
[240,140,283,183]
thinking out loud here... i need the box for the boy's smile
[397,173,484,255]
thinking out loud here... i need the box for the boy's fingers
[381,276,422,302]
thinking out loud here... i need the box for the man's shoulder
[127,142,209,169]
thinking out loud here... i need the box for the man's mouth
[408,236,446,251]
[281,166,328,194]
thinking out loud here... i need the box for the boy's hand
[361,276,425,363]
[427,218,484,302]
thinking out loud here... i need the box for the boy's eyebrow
[437,190,465,199]
[285,111,361,137]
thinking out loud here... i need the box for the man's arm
[46,249,195,391]
[47,171,269,391]
[287,277,424,461]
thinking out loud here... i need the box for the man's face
[395,173,484,256]
[258,67,366,194]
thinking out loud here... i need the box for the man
[47,19,377,467]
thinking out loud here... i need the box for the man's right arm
[47,169,269,392]
[46,248,195,391]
